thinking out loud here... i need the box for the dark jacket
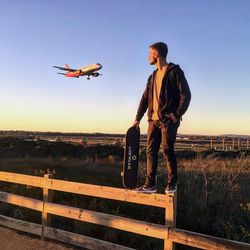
[135,63,191,122]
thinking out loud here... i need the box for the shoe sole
[133,189,157,194]
[165,189,177,194]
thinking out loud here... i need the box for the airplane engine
[92,72,100,77]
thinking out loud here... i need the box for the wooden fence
[36,135,250,151]
[0,171,249,250]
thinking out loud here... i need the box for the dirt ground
[0,226,78,250]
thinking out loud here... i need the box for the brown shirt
[151,66,168,120]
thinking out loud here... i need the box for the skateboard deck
[122,126,140,189]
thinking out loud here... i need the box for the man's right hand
[133,120,140,129]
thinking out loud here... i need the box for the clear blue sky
[0,1,250,135]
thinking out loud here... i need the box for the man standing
[134,42,191,194]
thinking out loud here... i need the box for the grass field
[0,137,249,249]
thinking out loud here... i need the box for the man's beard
[150,57,157,65]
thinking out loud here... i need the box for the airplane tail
[65,64,69,70]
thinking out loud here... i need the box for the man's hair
[150,42,168,58]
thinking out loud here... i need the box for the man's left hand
[167,113,178,123]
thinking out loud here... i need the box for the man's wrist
[173,112,179,120]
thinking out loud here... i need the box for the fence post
[210,138,213,149]
[222,138,225,151]
[42,173,54,239]
[164,193,177,250]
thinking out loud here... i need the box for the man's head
[149,42,168,65]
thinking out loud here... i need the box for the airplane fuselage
[66,63,102,78]
[53,63,103,79]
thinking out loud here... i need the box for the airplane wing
[53,66,77,72]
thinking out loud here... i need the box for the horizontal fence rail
[0,171,249,250]
[0,215,133,250]
[0,171,168,208]
[168,228,250,250]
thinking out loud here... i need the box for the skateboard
[122,126,140,189]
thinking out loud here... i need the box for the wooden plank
[168,228,250,250]
[0,215,134,249]
[44,201,168,240]
[0,171,168,208]
[44,178,168,208]
[0,171,43,188]
[0,191,43,211]
[42,174,54,239]
[0,215,42,236]
[164,193,177,250]
[44,226,135,250]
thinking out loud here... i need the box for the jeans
[146,120,179,186]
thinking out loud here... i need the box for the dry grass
[0,145,249,249]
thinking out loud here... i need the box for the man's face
[149,47,158,65]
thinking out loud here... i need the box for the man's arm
[174,68,191,119]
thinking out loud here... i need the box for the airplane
[53,63,102,80]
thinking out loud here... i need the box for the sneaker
[134,184,157,193]
[165,184,177,194]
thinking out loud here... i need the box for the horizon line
[1,129,250,138]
